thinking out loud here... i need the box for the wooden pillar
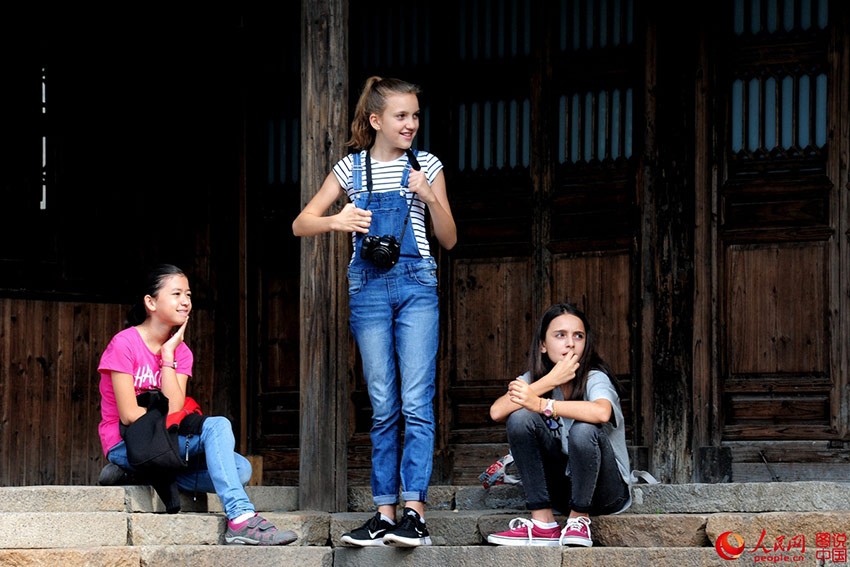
[642,1,698,483]
[299,0,349,511]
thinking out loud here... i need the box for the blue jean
[107,415,254,520]
[505,409,629,515]
[348,257,439,506]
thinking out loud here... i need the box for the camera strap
[364,149,420,249]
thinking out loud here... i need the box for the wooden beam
[238,77,249,455]
[299,0,349,512]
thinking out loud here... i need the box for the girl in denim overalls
[293,77,456,547]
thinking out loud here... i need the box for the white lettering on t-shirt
[133,364,160,390]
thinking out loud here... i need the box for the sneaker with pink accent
[487,518,561,546]
[559,516,592,547]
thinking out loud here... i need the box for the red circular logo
[716,531,745,560]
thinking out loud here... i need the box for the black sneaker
[97,463,135,486]
[382,507,432,547]
[340,512,396,547]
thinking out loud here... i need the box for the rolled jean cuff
[569,501,593,514]
[373,494,400,507]
[402,490,428,504]
[526,498,554,511]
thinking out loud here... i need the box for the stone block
[592,514,710,547]
[348,487,457,513]
[427,486,456,511]
[0,486,125,513]
[425,511,484,546]
[206,486,299,513]
[0,547,141,567]
[705,511,850,545]
[124,485,156,512]
[129,513,222,546]
[0,512,127,548]
[334,545,564,567]
[129,510,329,547]
[140,544,333,567]
[265,511,331,546]
[348,487,374,513]
[455,484,525,511]
[629,482,850,514]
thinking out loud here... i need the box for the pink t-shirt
[97,327,194,454]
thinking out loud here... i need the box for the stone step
[0,511,328,549]
[0,546,826,567]
[2,507,846,550]
[354,481,850,514]
[0,546,334,567]
[4,481,848,515]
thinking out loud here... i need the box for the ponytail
[346,76,421,151]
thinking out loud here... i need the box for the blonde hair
[346,76,421,151]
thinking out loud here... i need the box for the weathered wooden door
[343,0,644,484]
[699,0,850,480]
[437,0,644,482]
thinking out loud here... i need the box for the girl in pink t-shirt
[97,264,295,546]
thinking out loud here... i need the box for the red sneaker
[559,516,592,547]
[487,518,561,546]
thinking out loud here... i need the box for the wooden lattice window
[458,99,531,171]
[555,0,637,166]
[559,88,634,164]
[727,0,829,171]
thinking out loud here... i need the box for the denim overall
[347,150,438,506]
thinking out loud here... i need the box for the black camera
[361,234,401,269]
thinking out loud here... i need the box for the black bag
[123,391,186,471]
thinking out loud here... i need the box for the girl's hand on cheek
[508,379,539,412]
[163,317,189,358]
[549,352,580,385]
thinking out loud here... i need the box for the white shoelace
[507,517,536,541]
[559,516,592,545]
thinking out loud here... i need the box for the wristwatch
[543,398,555,417]
[160,359,178,370]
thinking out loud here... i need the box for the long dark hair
[126,264,186,326]
[346,76,421,151]
[527,303,621,400]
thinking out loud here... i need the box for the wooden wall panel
[722,244,833,440]
[726,245,827,375]
[447,257,533,452]
[0,298,216,486]
[451,258,534,385]
[551,251,635,441]
[550,252,632,376]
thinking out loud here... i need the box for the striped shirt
[333,150,444,259]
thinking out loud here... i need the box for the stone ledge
[0,546,333,567]
[0,547,141,567]
[333,546,736,567]
[0,512,128,549]
[334,511,714,548]
[705,511,850,544]
[0,486,126,513]
[130,511,329,546]
[2,545,842,567]
[629,482,850,514]
[140,545,333,567]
